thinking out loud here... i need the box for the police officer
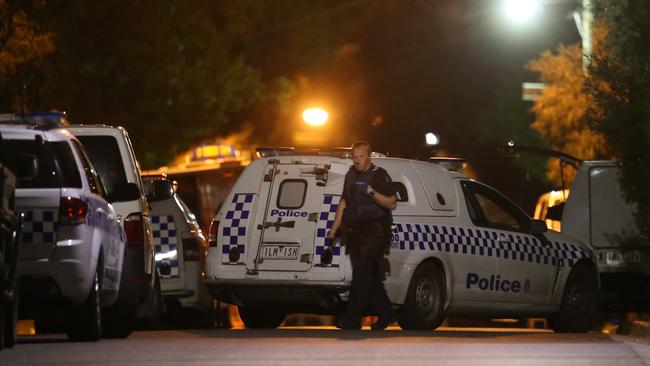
[328,141,396,330]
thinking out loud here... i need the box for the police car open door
[246,160,328,273]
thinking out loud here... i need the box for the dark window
[75,135,127,195]
[4,139,81,188]
[71,140,106,197]
[462,181,530,232]
[277,179,307,209]
[393,182,409,202]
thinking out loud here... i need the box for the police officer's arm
[327,198,346,239]
[367,185,396,210]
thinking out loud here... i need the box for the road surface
[1,326,649,366]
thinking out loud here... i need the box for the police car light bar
[0,112,69,129]
[255,147,386,159]
[429,157,467,171]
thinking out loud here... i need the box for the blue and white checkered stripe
[222,193,254,264]
[21,209,57,244]
[152,215,179,278]
[392,223,588,267]
[314,195,341,267]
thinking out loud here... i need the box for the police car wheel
[550,264,598,333]
[66,266,103,341]
[238,305,285,329]
[398,262,445,330]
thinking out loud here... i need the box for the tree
[526,38,609,187]
[0,0,54,112]
[586,1,650,232]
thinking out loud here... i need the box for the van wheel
[66,266,102,341]
[398,262,445,330]
[549,264,598,333]
[238,305,285,329]
[102,260,138,338]
[3,279,19,348]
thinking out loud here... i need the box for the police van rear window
[277,179,307,209]
[4,140,82,188]
[75,135,128,195]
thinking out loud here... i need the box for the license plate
[261,245,299,259]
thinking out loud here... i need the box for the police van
[0,113,137,341]
[142,174,212,326]
[205,147,597,331]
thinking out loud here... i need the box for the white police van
[142,174,212,326]
[0,113,137,341]
[205,147,597,331]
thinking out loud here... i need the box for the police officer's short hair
[351,141,371,154]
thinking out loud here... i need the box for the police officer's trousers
[342,224,394,329]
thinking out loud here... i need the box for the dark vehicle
[0,132,20,349]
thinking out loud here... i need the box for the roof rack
[0,112,69,130]
[429,157,467,171]
[255,147,386,159]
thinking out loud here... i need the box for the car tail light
[59,197,87,224]
[208,219,219,248]
[183,237,200,261]
[124,213,145,246]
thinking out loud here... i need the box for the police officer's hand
[326,227,338,239]
[366,184,374,195]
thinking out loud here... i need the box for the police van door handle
[498,235,510,245]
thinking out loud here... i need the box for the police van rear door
[246,159,326,272]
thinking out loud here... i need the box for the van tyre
[398,262,445,330]
[550,264,598,333]
[102,260,138,338]
[0,282,18,349]
[238,305,285,329]
[138,273,163,330]
[66,266,102,341]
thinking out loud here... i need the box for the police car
[142,175,212,326]
[205,147,598,331]
[0,113,137,341]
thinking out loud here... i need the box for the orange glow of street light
[302,108,329,126]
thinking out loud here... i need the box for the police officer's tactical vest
[344,165,390,224]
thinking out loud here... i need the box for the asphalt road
[1,327,649,366]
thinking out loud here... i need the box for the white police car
[142,175,212,326]
[0,113,137,341]
[205,147,597,331]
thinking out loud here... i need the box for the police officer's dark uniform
[341,163,396,330]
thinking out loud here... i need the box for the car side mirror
[530,219,548,235]
[108,182,141,203]
[11,154,38,181]
[546,202,565,221]
[147,180,174,202]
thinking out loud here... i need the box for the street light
[425,132,439,146]
[503,0,542,23]
[302,108,329,127]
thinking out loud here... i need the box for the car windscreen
[75,135,128,195]
[4,139,82,188]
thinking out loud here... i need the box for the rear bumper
[126,246,153,303]
[18,239,95,305]
[204,279,349,311]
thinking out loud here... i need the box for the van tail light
[208,219,219,248]
[59,197,88,224]
[124,213,145,246]
[183,237,201,261]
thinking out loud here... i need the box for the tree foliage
[0,0,54,111]
[527,35,609,187]
[586,1,650,232]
